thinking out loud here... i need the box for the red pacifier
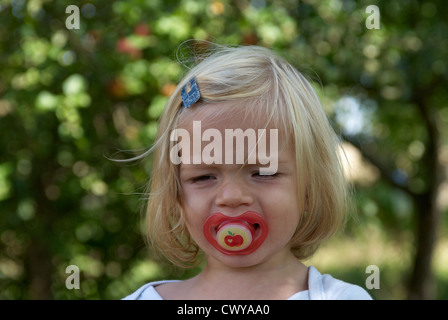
[203,211,268,255]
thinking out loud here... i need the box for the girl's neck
[185,252,309,299]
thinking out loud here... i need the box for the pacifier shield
[203,211,268,255]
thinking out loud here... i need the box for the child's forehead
[178,101,281,132]
[175,101,294,160]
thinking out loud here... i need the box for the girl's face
[178,103,304,268]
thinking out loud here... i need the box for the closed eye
[191,175,215,183]
[251,171,278,178]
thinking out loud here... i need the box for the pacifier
[203,211,268,255]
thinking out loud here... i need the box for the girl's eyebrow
[180,163,221,171]
[180,159,290,170]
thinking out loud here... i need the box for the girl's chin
[206,249,269,268]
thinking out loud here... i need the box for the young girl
[123,45,371,300]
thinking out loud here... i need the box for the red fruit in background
[107,77,127,98]
[134,24,150,36]
[116,38,142,59]
[243,33,258,45]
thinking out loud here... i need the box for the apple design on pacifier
[224,231,244,247]
[203,211,268,255]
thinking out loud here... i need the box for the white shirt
[123,266,372,300]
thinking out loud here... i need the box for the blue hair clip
[181,77,200,108]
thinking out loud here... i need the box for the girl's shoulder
[307,266,372,300]
[122,280,181,300]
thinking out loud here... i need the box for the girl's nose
[215,178,254,209]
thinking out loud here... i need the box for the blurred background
[0,0,447,300]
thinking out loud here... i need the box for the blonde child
[123,45,371,300]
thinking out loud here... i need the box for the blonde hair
[139,44,350,267]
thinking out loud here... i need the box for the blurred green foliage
[0,0,447,299]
